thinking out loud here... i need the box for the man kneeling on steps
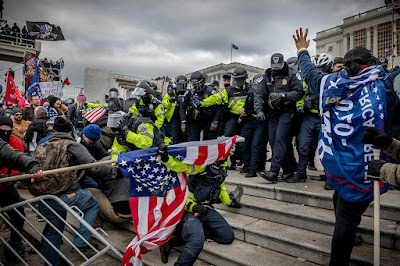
[156,144,242,265]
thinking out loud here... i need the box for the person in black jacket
[24,106,49,152]
[180,71,222,141]
[0,135,43,263]
[255,53,304,183]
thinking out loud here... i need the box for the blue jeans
[269,110,293,174]
[297,113,321,174]
[176,210,234,266]
[239,119,267,171]
[0,184,25,245]
[79,176,100,189]
[39,189,100,266]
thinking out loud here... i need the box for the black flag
[26,21,65,41]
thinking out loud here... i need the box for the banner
[27,59,43,99]
[24,52,50,83]
[39,81,63,99]
[26,21,65,41]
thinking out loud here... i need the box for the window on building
[397,19,400,57]
[347,34,350,51]
[328,46,333,52]
[377,21,392,57]
[353,29,367,48]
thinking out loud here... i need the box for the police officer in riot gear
[107,88,123,113]
[237,73,268,177]
[217,72,233,137]
[161,75,188,144]
[256,53,304,183]
[180,71,222,141]
[129,80,165,129]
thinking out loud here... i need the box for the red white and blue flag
[119,136,237,266]
[83,107,107,123]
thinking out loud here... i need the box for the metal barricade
[0,195,123,265]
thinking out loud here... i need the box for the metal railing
[0,33,36,48]
[0,195,123,265]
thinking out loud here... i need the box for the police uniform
[180,85,222,141]
[162,88,186,144]
[161,157,234,265]
[129,95,165,129]
[111,117,166,161]
[238,86,267,176]
[256,64,304,179]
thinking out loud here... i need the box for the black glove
[28,164,42,175]
[228,202,242,208]
[192,204,209,216]
[190,98,200,109]
[157,144,169,162]
[256,112,266,122]
[367,160,386,178]
[117,116,132,136]
[268,93,283,110]
[361,128,393,150]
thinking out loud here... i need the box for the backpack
[29,138,83,196]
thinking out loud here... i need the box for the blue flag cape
[318,66,390,203]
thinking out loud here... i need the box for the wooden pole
[0,159,117,183]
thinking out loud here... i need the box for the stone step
[216,209,400,265]
[215,194,400,250]
[224,170,400,222]
[115,220,316,266]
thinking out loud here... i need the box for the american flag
[40,24,53,39]
[83,107,107,123]
[119,136,237,266]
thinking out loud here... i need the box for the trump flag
[118,136,237,266]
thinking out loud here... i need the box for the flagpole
[231,43,233,63]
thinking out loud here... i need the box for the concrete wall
[84,68,119,104]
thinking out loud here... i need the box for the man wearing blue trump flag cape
[293,27,400,265]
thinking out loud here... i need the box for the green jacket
[162,93,176,123]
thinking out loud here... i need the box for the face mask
[0,129,12,142]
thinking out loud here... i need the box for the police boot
[229,184,244,203]
[245,169,257,178]
[286,173,306,183]
[260,171,278,184]
[160,241,172,263]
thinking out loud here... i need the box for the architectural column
[349,32,354,49]
[366,28,371,50]
[373,25,378,57]
[343,34,348,54]
[393,22,397,57]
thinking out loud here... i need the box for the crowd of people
[1,26,400,266]
[0,22,35,45]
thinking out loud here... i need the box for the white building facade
[314,3,400,67]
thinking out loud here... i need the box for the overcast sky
[1,0,382,98]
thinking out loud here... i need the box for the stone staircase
[16,166,400,265]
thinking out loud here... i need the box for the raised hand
[293,27,310,50]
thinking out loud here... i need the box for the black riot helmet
[149,82,158,91]
[231,67,248,88]
[189,71,205,92]
[175,75,188,93]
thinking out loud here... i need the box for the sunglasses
[14,113,22,116]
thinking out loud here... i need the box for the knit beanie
[53,117,73,133]
[82,124,101,142]
[77,92,87,101]
[12,107,23,115]
[0,116,13,128]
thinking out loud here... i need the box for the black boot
[160,242,172,263]
[260,171,278,183]
[245,169,257,178]
[353,235,363,246]
[286,173,306,183]
[240,166,249,174]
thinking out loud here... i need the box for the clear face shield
[109,90,119,98]
[230,76,246,88]
[175,82,187,93]
[189,81,203,92]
